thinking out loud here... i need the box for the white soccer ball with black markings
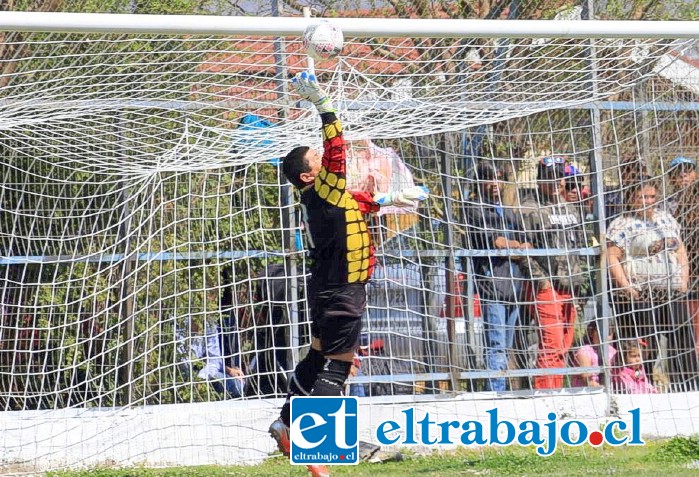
[303,21,344,61]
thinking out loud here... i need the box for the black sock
[280,347,325,426]
[311,359,352,396]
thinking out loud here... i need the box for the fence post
[440,135,460,392]
[116,114,136,406]
[273,0,301,368]
[583,0,613,414]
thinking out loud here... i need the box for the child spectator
[613,340,657,394]
[571,322,616,388]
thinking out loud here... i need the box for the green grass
[46,437,699,477]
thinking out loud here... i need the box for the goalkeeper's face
[300,148,322,184]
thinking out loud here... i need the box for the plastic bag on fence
[346,140,420,242]
[347,139,420,216]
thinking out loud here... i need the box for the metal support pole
[440,136,460,392]
[116,115,136,406]
[583,0,613,414]
[273,0,300,368]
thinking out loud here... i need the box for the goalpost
[0,12,697,474]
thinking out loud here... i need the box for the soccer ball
[302,21,344,61]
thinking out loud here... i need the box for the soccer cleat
[307,464,330,477]
[270,418,329,476]
[268,418,291,456]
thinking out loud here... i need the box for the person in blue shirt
[177,320,245,398]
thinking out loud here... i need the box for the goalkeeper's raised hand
[291,71,335,114]
[375,185,430,208]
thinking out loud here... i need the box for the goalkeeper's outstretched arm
[290,71,348,206]
[374,185,430,208]
[284,72,430,210]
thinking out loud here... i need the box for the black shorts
[310,283,366,356]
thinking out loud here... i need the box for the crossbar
[0,12,696,38]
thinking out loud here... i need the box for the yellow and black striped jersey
[299,113,375,286]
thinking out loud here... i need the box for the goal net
[0,13,698,473]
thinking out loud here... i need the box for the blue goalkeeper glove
[291,71,335,114]
[375,186,430,208]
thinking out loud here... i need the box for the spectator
[676,172,699,288]
[571,321,616,388]
[670,173,699,391]
[563,166,596,239]
[218,265,294,398]
[66,312,109,407]
[665,156,698,215]
[520,156,587,389]
[563,174,583,204]
[562,166,592,214]
[464,162,530,391]
[4,312,51,410]
[605,156,648,224]
[612,340,657,394]
[606,180,690,389]
[234,264,291,398]
[177,320,245,398]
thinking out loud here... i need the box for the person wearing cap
[562,165,599,250]
[665,156,698,215]
[670,156,698,277]
[464,162,531,391]
[562,165,583,204]
[672,162,699,390]
[519,156,588,390]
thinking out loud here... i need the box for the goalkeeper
[269,71,428,460]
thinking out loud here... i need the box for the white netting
[0,16,698,475]
[0,35,692,174]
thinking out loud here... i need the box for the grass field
[46,436,699,477]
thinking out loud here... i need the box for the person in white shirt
[606,180,690,390]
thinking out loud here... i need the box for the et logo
[290,397,359,465]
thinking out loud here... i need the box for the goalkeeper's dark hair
[282,146,311,189]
